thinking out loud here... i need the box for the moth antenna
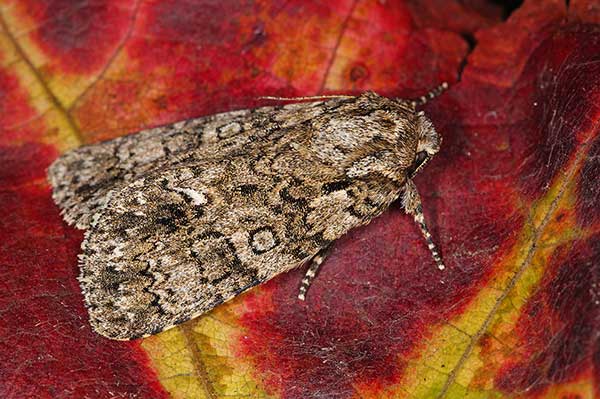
[259,94,355,102]
[410,82,449,108]
[402,179,445,270]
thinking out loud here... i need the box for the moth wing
[81,150,398,340]
[48,112,249,228]
[48,101,331,229]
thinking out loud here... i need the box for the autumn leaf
[1,0,598,398]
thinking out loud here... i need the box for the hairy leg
[402,179,445,270]
[298,248,330,300]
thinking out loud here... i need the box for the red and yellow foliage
[0,0,598,397]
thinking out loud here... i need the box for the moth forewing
[48,87,447,340]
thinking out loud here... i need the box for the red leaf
[1,0,598,398]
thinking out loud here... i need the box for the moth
[48,84,447,340]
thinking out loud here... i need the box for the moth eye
[414,151,429,167]
[407,151,430,177]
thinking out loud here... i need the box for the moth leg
[298,248,330,301]
[402,179,445,270]
[410,82,449,108]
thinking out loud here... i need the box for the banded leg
[298,249,329,301]
[402,179,445,270]
[410,82,449,108]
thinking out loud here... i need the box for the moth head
[409,111,441,177]
[415,111,441,155]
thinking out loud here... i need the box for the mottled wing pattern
[48,101,338,229]
[51,92,424,339]
[81,127,402,340]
